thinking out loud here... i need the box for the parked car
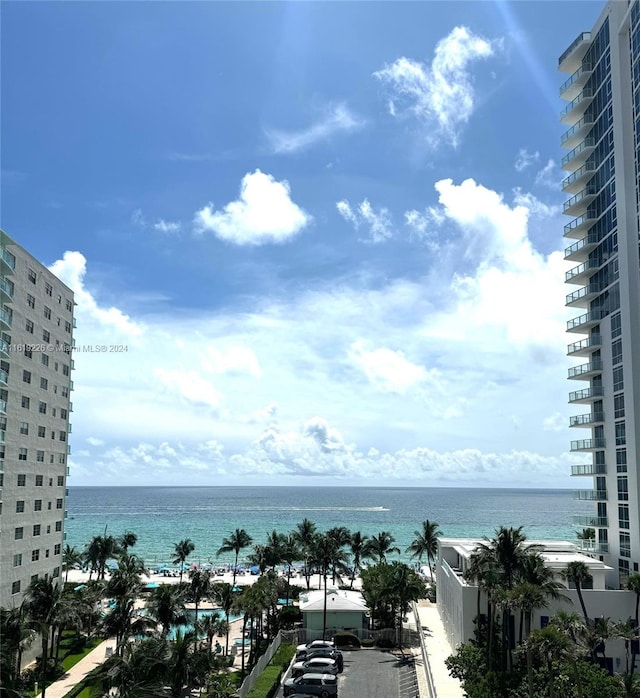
[283,673,338,698]
[296,639,335,655]
[303,648,344,672]
[291,657,339,678]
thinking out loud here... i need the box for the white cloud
[86,437,104,447]
[154,219,181,233]
[155,368,223,409]
[512,189,562,218]
[514,148,540,172]
[535,159,562,189]
[194,169,311,245]
[336,199,393,243]
[348,341,428,394]
[374,26,499,147]
[131,208,146,227]
[204,345,262,377]
[266,103,364,154]
[543,413,566,432]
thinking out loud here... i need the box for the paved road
[278,649,420,698]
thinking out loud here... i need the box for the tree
[348,531,369,589]
[385,562,426,648]
[85,532,120,580]
[118,530,138,552]
[211,582,235,656]
[196,610,223,655]
[173,539,195,585]
[293,518,317,590]
[312,533,341,639]
[147,584,187,637]
[62,545,83,583]
[406,519,441,581]
[264,529,285,571]
[0,605,34,692]
[217,529,253,586]
[627,573,640,677]
[561,561,593,626]
[280,534,301,604]
[365,531,401,564]
[166,629,212,698]
[188,569,211,626]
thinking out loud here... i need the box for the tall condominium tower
[0,230,75,607]
[562,0,640,588]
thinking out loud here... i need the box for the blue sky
[2,1,605,487]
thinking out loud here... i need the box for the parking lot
[277,648,420,698]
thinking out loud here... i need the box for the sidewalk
[34,639,114,698]
[414,600,465,698]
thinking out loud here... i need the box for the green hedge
[334,631,361,648]
[244,643,296,698]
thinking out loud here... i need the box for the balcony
[563,186,597,217]
[561,88,594,124]
[0,339,9,358]
[570,438,606,452]
[568,386,604,403]
[578,540,609,554]
[561,114,595,149]
[564,231,601,262]
[567,309,606,333]
[573,515,608,526]
[567,334,601,356]
[0,308,11,330]
[560,61,595,101]
[0,246,16,273]
[559,32,592,73]
[570,412,604,427]
[0,430,4,444]
[564,211,599,239]
[562,163,596,194]
[571,463,606,476]
[574,489,607,501]
[0,369,7,385]
[0,399,5,414]
[561,137,596,170]
[565,258,602,284]
[0,276,14,302]
[568,360,603,379]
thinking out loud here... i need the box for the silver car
[291,657,339,678]
[283,672,338,698]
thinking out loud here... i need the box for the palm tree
[280,534,301,604]
[62,544,83,583]
[264,529,285,571]
[104,553,147,653]
[312,533,341,639]
[627,573,640,677]
[365,531,401,563]
[561,560,593,625]
[217,529,253,586]
[0,605,34,691]
[173,539,195,585]
[293,518,317,590]
[527,625,574,698]
[24,577,63,698]
[246,544,269,577]
[211,582,235,655]
[406,519,441,581]
[166,629,212,698]
[119,530,138,552]
[188,569,211,626]
[348,531,369,589]
[147,584,187,637]
[86,532,120,580]
[384,562,426,648]
[196,610,223,655]
[326,526,352,583]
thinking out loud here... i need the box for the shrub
[375,637,394,649]
[334,631,361,648]
[244,664,282,698]
[361,638,375,648]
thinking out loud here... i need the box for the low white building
[299,588,369,634]
[437,538,637,673]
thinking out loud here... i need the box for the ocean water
[64,486,586,568]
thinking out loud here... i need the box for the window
[59,431,66,442]
[621,533,631,557]
[61,387,69,398]
[49,454,54,463]
[611,312,621,339]
[24,347,32,359]
[34,499,42,511]
[31,550,40,562]
[51,430,55,439]
[21,396,30,409]
[11,581,21,595]
[57,294,62,304]
[45,282,52,297]
[52,408,56,417]
[17,474,26,486]
[28,268,37,284]
[18,448,27,461]
[46,525,50,534]
[13,554,22,567]
[56,498,63,509]
[57,476,64,486]
[616,422,627,446]
[614,394,625,419]
[33,524,41,536]
[16,500,25,513]
[60,408,67,419]
[620,559,630,586]
[613,367,624,392]
[38,401,46,414]
[25,319,34,334]
[52,567,60,578]
[45,549,49,558]
[22,370,31,384]
[38,426,45,437]
[62,364,69,377]
[54,544,62,555]
[59,454,65,464]
[40,377,48,390]
[619,505,630,529]
[64,321,71,333]
[41,353,49,367]
[618,476,629,501]
[42,330,50,343]
[44,306,51,320]
[55,521,62,532]
[65,299,72,312]
[36,450,44,462]
[26,293,35,309]
[49,477,53,486]
[612,339,623,365]
[15,527,23,540]
[35,475,43,486]
[19,421,28,435]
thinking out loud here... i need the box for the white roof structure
[299,588,368,613]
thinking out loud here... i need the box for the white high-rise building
[0,229,75,607]
[562,0,640,588]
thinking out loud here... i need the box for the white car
[295,639,335,654]
[291,657,339,678]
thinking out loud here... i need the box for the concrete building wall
[0,230,75,608]
[302,611,366,632]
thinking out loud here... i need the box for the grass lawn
[59,631,103,672]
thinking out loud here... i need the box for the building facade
[562,0,640,588]
[0,229,75,607]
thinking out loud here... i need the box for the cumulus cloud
[154,219,181,233]
[374,26,499,147]
[155,368,222,409]
[348,341,428,394]
[514,148,540,172]
[336,199,393,243]
[193,169,311,245]
[266,103,364,154]
[204,345,262,377]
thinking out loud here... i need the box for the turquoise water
[64,486,585,568]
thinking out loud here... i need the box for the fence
[412,602,437,698]
[235,630,283,698]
